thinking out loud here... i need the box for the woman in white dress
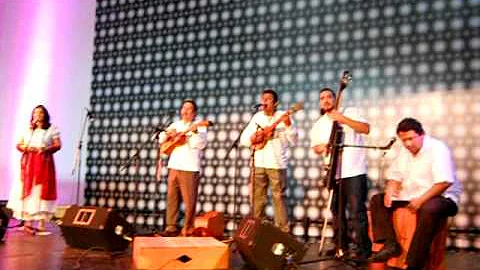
[7,105,61,235]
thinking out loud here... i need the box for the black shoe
[322,247,337,256]
[368,242,401,262]
[350,250,372,265]
[158,230,180,237]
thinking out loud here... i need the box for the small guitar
[160,120,213,156]
[251,102,303,150]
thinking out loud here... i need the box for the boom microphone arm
[338,137,396,150]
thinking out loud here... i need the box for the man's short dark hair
[396,117,425,135]
[319,87,336,99]
[262,88,278,103]
[182,98,197,113]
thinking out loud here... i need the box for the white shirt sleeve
[158,122,176,145]
[48,125,60,140]
[239,113,259,147]
[283,123,298,145]
[187,126,207,150]
[309,118,332,148]
[385,155,404,182]
[432,142,456,184]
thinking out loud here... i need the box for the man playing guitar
[156,99,208,236]
[240,89,299,233]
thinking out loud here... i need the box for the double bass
[318,71,352,255]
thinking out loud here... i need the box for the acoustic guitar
[160,120,213,156]
[251,102,303,150]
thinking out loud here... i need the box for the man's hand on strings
[326,110,346,124]
[312,144,328,155]
[280,114,292,127]
[165,129,177,139]
[250,131,265,144]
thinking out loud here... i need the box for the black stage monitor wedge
[58,205,134,252]
[234,217,307,270]
[0,200,11,241]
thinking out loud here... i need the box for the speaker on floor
[58,205,134,251]
[234,217,307,270]
[0,200,12,241]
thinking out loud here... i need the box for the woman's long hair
[30,105,51,130]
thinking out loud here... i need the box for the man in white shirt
[369,118,463,270]
[310,87,371,261]
[240,89,298,232]
[157,99,208,236]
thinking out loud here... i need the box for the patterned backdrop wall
[87,0,480,248]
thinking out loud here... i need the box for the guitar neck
[171,120,212,138]
[264,111,291,131]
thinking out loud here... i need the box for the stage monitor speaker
[58,205,134,252]
[0,200,11,241]
[234,218,307,270]
[193,211,225,239]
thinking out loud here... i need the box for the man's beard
[320,105,333,115]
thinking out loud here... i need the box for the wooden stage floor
[0,220,478,270]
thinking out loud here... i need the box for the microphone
[150,126,166,141]
[255,123,264,130]
[153,126,165,132]
[380,137,397,150]
[252,103,264,110]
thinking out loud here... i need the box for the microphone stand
[118,125,168,235]
[225,132,242,231]
[306,138,396,267]
[71,109,93,205]
[338,139,396,151]
[225,108,258,230]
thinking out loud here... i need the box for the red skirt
[20,152,57,200]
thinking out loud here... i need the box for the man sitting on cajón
[369,118,463,270]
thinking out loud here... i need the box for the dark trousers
[331,174,371,256]
[370,193,458,269]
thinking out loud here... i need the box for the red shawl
[20,152,57,200]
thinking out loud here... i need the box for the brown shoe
[24,225,36,235]
[158,230,180,237]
